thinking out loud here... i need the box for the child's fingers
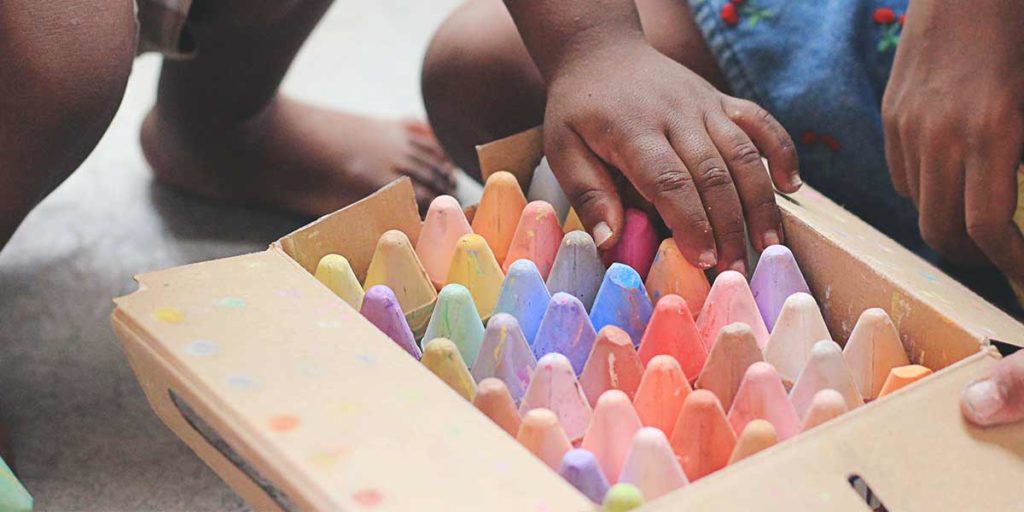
[707,115,783,252]
[882,108,911,198]
[664,126,747,273]
[964,125,1024,283]
[723,98,801,194]
[546,127,625,250]
[962,350,1024,427]
[609,131,718,269]
[901,134,923,209]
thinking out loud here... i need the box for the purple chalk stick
[749,245,811,332]
[472,313,538,403]
[558,449,610,504]
[494,259,552,344]
[360,285,421,359]
[532,293,597,374]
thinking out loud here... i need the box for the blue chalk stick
[493,259,551,343]
[589,263,653,345]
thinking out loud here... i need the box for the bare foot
[141,97,456,215]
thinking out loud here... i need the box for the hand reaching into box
[962,351,1024,427]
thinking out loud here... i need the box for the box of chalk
[111,127,1024,511]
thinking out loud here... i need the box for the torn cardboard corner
[110,128,1024,511]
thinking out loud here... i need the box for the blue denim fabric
[687,0,920,249]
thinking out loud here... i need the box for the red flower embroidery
[800,131,818,145]
[820,135,841,152]
[898,14,905,25]
[721,3,740,26]
[873,7,896,24]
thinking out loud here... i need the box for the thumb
[961,350,1024,427]
[546,128,624,250]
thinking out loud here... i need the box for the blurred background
[0,1,474,509]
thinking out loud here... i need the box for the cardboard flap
[477,127,544,190]
[274,178,423,282]
[643,348,1024,511]
[112,251,592,511]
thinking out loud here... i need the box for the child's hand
[962,350,1024,427]
[543,41,801,272]
[502,0,800,272]
[883,1,1024,284]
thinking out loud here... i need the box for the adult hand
[882,1,1024,285]
[962,351,1024,427]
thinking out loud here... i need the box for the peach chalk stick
[580,390,643,483]
[517,408,573,471]
[728,419,778,464]
[602,209,659,280]
[520,353,593,442]
[416,195,473,289]
[632,356,692,436]
[843,308,911,400]
[579,326,645,406]
[471,171,527,263]
[473,378,522,436]
[637,294,707,383]
[695,323,764,412]
[472,314,537,404]
[670,390,736,481]
[619,428,688,501]
[697,271,769,351]
[314,254,364,310]
[422,338,476,401]
[363,230,437,334]
[503,201,564,278]
[800,389,849,431]
[445,233,505,319]
[789,340,864,418]
[878,364,933,398]
[763,292,831,389]
[728,362,801,441]
[645,238,710,316]
[563,207,585,233]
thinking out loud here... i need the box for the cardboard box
[111,128,1024,511]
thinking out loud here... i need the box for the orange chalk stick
[645,239,710,315]
[877,364,933,398]
[517,408,573,470]
[670,390,736,481]
[581,390,643,483]
[694,322,764,412]
[520,353,593,442]
[728,419,778,464]
[789,340,864,418]
[843,308,911,400]
[471,171,528,263]
[579,326,646,406]
[800,389,849,431]
[417,195,473,289]
[633,355,692,436]
[473,378,522,437]
[637,294,707,383]
[563,207,585,233]
[503,201,564,279]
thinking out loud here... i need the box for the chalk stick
[421,338,476,401]
[789,340,864,418]
[563,207,585,233]
[532,292,597,374]
[763,292,831,389]
[503,201,564,278]
[748,245,811,331]
[602,209,659,280]
[520,353,593,442]
[423,284,485,367]
[728,419,778,464]
[417,195,473,289]
[517,408,573,471]
[471,171,528,262]
[843,308,910,400]
[877,364,933,398]
[580,326,645,406]
[590,263,654,344]
[637,294,707,383]
[800,389,849,431]
[602,483,645,512]
[473,378,522,436]
[633,355,692,436]
[728,362,801,441]
[363,230,437,322]
[546,231,606,311]
[697,271,769,351]
[493,259,551,343]
[619,427,688,500]
[645,239,710,316]
[527,157,571,221]
[445,233,505,319]
[472,313,537,403]
[314,254,365,310]
[670,390,736,481]
[558,449,610,504]
[0,456,31,512]
[695,323,764,412]
[581,390,643,483]
[360,285,421,359]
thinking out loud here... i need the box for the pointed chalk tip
[741,361,783,385]
[878,364,933,398]
[504,200,563,275]
[602,483,645,512]
[790,339,864,416]
[619,427,688,500]
[591,264,654,341]
[604,262,646,288]
[517,407,572,470]
[713,269,747,287]
[473,378,521,436]
[360,285,419,358]
[422,337,476,401]
[561,229,599,248]
[505,258,543,278]
[522,352,592,440]
[558,449,610,504]
[447,233,504,317]
[314,254,364,308]
[801,388,849,431]
[581,326,644,403]
[474,312,536,400]
[729,419,778,464]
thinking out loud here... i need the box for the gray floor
[0,1,471,509]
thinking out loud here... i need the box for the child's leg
[0,0,136,248]
[421,0,724,178]
[141,0,455,213]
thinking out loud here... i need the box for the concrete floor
[0,1,467,509]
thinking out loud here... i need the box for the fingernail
[763,230,780,247]
[698,250,718,269]
[790,174,803,189]
[593,222,613,248]
[962,379,1004,425]
[729,259,747,275]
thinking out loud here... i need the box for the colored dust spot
[338,402,360,414]
[225,375,258,390]
[357,353,377,365]
[268,415,300,432]
[352,488,383,508]
[153,307,184,324]
[183,340,220,357]
[918,271,938,282]
[309,448,349,467]
[218,297,246,308]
